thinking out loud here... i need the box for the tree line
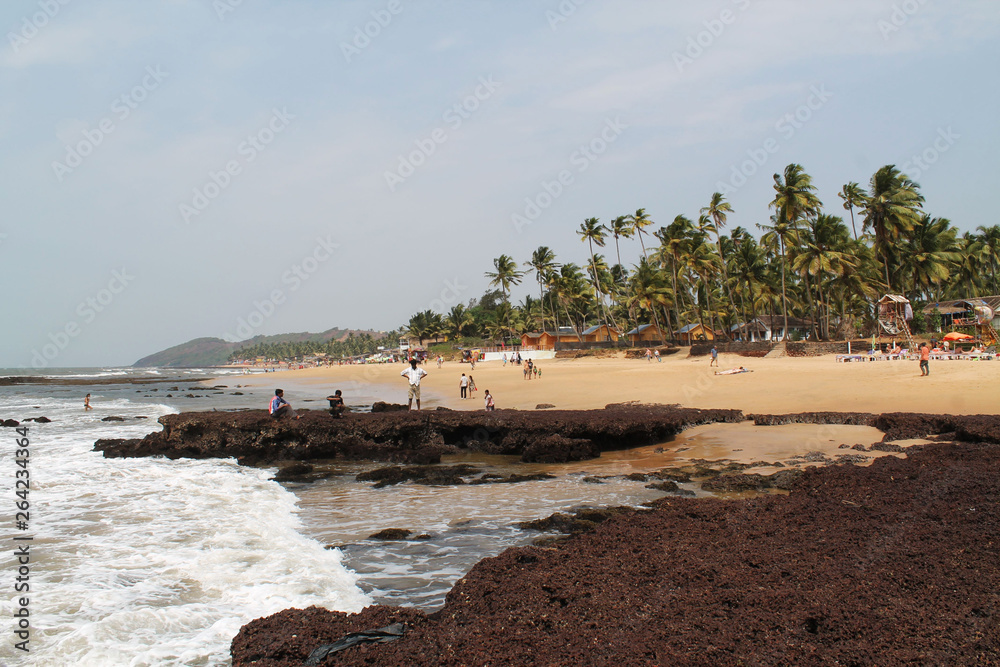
[228,332,384,362]
[408,162,999,346]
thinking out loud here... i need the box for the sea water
[0,369,369,666]
[0,368,887,665]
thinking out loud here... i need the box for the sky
[1,0,998,368]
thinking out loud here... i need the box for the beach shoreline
[217,351,1000,415]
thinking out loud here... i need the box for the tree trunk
[779,239,789,342]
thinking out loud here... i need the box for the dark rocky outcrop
[370,402,408,413]
[232,423,1000,666]
[368,529,413,541]
[356,465,482,488]
[93,406,745,466]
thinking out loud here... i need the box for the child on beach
[84,393,93,411]
[484,390,495,411]
[710,346,719,367]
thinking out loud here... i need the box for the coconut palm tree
[758,214,798,341]
[524,246,560,331]
[903,216,959,300]
[838,182,867,241]
[485,254,524,342]
[701,192,736,335]
[627,257,670,346]
[861,165,924,292]
[578,217,615,336]
[975,224,1000,294]
[770,163,822,339]
[609,215,633,267]
[552,263,591,340]
[445,304,474,341]
[791,214,856,339]
[627,208,654,260]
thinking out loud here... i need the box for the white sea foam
[0,395,368,666]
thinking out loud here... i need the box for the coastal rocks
[368,529,413,541]
[535,403,556,410]
[749,411,875,427]
[233,431,1000,667]
[94,406,746,467]
[371,402,408,413]
[101,416,126,422]
[23,416,51,423]
[1,419,19,427]
[271,463,315,482]
[701,473,773,493]
[357,464,482,488]
[517,506,636,536]
[521,434,599,463]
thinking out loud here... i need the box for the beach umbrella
[942,332,973,341]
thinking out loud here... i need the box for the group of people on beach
[403,358,494,411]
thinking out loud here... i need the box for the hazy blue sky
[2,0,998,367]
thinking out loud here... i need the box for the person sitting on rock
[326,390,345,418]
[269,389,299,420]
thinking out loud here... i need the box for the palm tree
[627,257,670,346]
[838,182,867,240]
[627,208,654,260]
[861,165,924,292]
[654,215,695,334]
[552,264,591,341]
[485,254,524,341]
[903,216,959,300]
[730,232,766,337]
[578,217,615,336]
[975,225,1000,293]
[445,304,474,341]
[758,214,797,341]
[701,192,736,336]
[406,310,443,346]
[791,214,856,339]
[609,215,633,267]
[770,163,822,340]
[524,246,560,331]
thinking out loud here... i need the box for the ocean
[0,367,702,666]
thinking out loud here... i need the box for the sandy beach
[231,351,1000,416]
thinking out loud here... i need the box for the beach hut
[676,323,718,344]
[730,315,813,341]
[582,324,623,343]
[521,331,557,351]
[626,323,668,345]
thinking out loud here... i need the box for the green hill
[132,328,383,367]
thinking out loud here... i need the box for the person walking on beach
[645,348,652,362]
[484,390,495,411]
[459,373,469,399]
[710,346,719,367]
[654,349,661,363]
[84,393,93,411]
[401,358,428,410]
[269,389,300,420]
[437,355,443,368]
[468,375,477,395]
[919,343,930,376]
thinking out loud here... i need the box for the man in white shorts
[401,358,429,410]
